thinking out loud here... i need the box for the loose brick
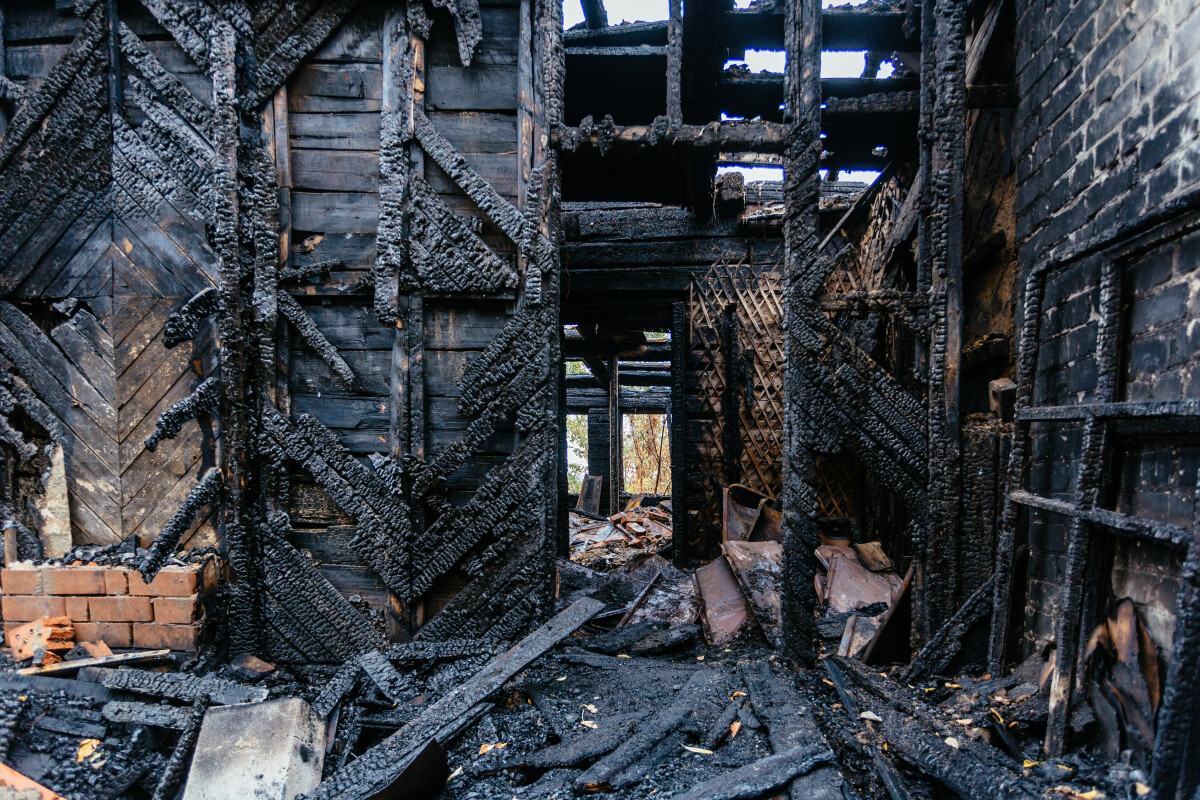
[129,566,201,597]
[132,622,201,652]
[104,569,129,595]
[64,596,90,622]
[1,595,66,621]
[88,595,153,623]
[44,566,107,596]
[0,564,43,595]
[73,622,133,648]
[152,595,201,625]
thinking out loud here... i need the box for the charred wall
[1014,0,1200,654]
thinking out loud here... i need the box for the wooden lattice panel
[689,260,785,538]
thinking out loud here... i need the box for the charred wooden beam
[302,598,604,800]
[96,668,267,706]
[164,287,218,348]
[144,377,219,452]
[277,293,358,390]
[581,0,607,29]
[575,668,727,792]
[137,467,220,582]
[554,120,789,153]
[672,746,836,800]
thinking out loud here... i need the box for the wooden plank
[305,598,605,800]
[291,191,379,233]
[425,64,517,111]
[291,149,379,192]
[289,112,380,150]
[288,62,382,99]
[423,305,509,350]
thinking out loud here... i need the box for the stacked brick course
[0,561,217,652]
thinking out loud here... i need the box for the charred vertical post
[781,0,823,665]
[1044,260,1122,756]
[666,0,683,129]
[919,0,967,640]
[671,300,689,566]
[988,271,1045,671]
[608,353,621,513]
[209,20,257,655]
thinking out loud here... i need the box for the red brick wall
[1,560,218,652]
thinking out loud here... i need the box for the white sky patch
[724,48,786,73]
[822,50,867,77]
[822,169,883,184]
[563,0,668,28]
[718,164,785,182]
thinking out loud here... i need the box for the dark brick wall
[1015,0,1200,653]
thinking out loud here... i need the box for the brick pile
[0,560,218,652]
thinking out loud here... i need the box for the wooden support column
[268,86,293,418]
[671,301,688,567]
[1044,260,1122,756]
[608,354,621,513]
[105,0,122,119]
[209,20,256,655]
[780,0,823,665]
[666,0,683,128]
[918,0,967,641]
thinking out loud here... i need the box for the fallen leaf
[1135,784,1150,797]
[955,718,973,725]
[682,745,714,755]
[731,691,747,699]
[944,737,960,749]
[580,720,598,729]
[822,679,835,687]
[77,739,100,762]
[582,703,598,713]
[945,683,962,689]
[617,654,632,659]
[446,766,463,784]
[555,676,567,682]
[479,743,508,755]
[1024,760,1042,768]
[730,721,742,739]
[832,703,843,709]
[696,656,705,661]
[859,711,882,722]
[925,687,936,693]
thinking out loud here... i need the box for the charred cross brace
[279,260,342,286]
[138,467,221,583]
[144,376,219,452]
[276,293,358,390]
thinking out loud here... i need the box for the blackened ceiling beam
[581,0,608,30]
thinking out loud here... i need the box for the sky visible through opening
[562,0,884,184]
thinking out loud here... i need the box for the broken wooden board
[738,660,845,800]
[853,541,894,572]
[6,617,73,662]
[574,668,727,793]
[89,668,269,705]
[695,556,749,645]
[17,649,170,675]
[723,541,783,648]
[303,597,605,800]
[671,745,836,800]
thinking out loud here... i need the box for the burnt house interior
[0,0,1195,798]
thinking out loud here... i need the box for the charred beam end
[137,467,221,583]
[553,120,789,154]
[164,287,219,349]
[280,260,343,286]
[144,376,219,452]
[581,0,607,29]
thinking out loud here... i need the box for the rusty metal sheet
[723,541,783,648]
[694,556,749,645]
[823,553,895,614]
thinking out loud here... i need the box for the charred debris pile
[0,532,1153,800]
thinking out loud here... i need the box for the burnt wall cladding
[284,4,522,613]
[1015,0,1200,652]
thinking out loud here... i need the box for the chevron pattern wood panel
[0,2,222,549]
